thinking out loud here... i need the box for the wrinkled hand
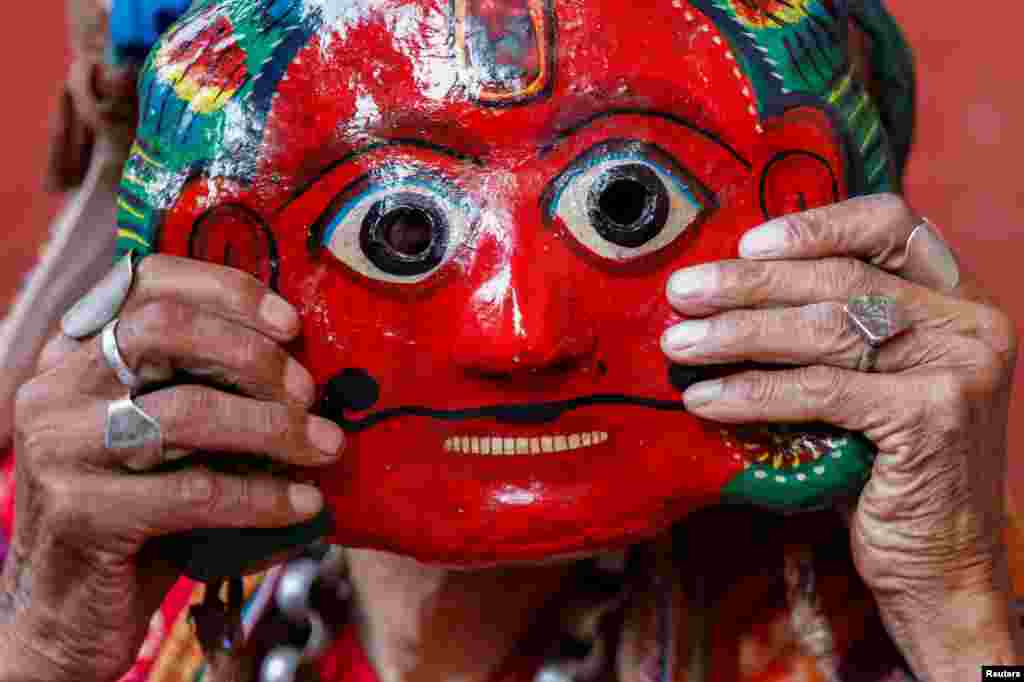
[660,194,1019,679]
[0,256,344,682]
[49,0,139,191]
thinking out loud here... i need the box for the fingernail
[683,380,723,408]
[667,264,716,302]
[739,220,789,258]
[285,359,316,405]
[308,416,345,456]
[662,320,710,352]
[259,294,299,334]
[289,484,324,516]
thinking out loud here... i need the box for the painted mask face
[118,0,914,564]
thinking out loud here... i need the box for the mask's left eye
[317,176,474,283]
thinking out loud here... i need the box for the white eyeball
[318,174,475,284]
[547,141,713,262]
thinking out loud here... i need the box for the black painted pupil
[588,164,669,248]
[361,194,448,277]
[599,179,649,226]
[381,207,434,257]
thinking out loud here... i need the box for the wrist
[877,584,1020,680]
[0,626,65,682]
[0,579,74,682]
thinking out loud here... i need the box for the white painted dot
[797,474,808,482]
[814,466,826,475]
[725,51,735,61]
[748,105,757,116]
[831,452,843,459]
[775,476,787,483]
[712,36,723,45]
[755,470,768,480]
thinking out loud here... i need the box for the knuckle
[176,468,218,509]
[133,252,167,286]
[258,402,297,442]
[926,371,975,433]
[14,378,47,425]
[13,381,62,461]
[158,385,218,435]
[129,300,195,348]
[220,267,267,315]
[718,261,768,301]
[40,474,88,530]
[775,211,815,248]
[734,371,778,408]
[233,329,281,374]
[210,474,254,519]
[796,365,847,409]
[872,192,916,228]
[975,304,1018,361]
[808,303,857,355]
[820,257,876,297]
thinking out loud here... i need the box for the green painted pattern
[721,431,876,511]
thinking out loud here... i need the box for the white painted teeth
[443,432,610,455]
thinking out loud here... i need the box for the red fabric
[317,625,380,682]
[118,578,197,682]
[1,446,14,542]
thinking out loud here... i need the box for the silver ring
[900,218,961,291]
[844,295,912,372]
[105,395,163,470]
[61,250,139,340]
[101,319,140,389]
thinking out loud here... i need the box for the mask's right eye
[315,174,475,284]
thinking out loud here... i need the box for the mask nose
[452,247,596,377]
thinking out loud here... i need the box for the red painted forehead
[262,0,756,187]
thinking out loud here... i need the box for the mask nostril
[321,368,381,413]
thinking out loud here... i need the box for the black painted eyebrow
[276,138,485,215]
[541,108,753,171]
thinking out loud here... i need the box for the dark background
[4,1,1022,538]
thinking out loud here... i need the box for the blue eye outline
[313,169,477,284]
[543,140,715,262]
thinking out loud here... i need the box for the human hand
[660,194,1019,679]
[49,0,138,191]
[0,256,345,682]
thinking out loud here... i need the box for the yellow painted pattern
[117,229,151,248]
[117,198,145,221]
[131,142,165,169]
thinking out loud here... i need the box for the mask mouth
[443,430,611,456]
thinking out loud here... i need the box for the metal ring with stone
[61,249,140,340]
[101,318,140,390]
[105,395,163,471]
[843,295,912,372]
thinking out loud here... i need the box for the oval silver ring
[101,318,140,390]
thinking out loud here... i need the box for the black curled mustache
[314,365,742,433]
